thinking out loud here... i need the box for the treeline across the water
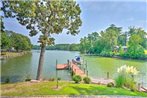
[1,30,32,52]
[79,24,147,59]
[33,44,80,51]
[1,17,32,52]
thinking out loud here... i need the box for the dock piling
[107,72,109,79]
[87,70,88,77]
[56,59,58,88]
[67,59,70,71]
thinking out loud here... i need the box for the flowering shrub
[115,65,139,91]
[117,65,139,75]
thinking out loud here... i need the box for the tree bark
[36,45,46,80]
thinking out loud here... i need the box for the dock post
[56,59,58,88]
[82,58,84,70]
[86,60,87,74]
[67,59,70,70]
[138,83,141,91]
[107,72,109,79]
[86,60,87,70]
[87,70,88,77]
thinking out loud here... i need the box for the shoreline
[82,54,147,61]
[0,51,32,60]
[32,49,147,60]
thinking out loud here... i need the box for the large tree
[2,0,82,80]
[105,24,122,51]
[128,27,147,49]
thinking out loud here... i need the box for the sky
[2,0,147,45]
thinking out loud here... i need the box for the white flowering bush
[115,65,139,91]
[117,65,139,75]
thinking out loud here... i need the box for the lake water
[1,50,147,87]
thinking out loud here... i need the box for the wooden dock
[70,62,86,77]
[56,60,86,77]
[56,60,115,85]
[56,64,68,70]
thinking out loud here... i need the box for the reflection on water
[82,55,147,88]
[1,50,79,82]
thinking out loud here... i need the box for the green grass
[1,81,147,97]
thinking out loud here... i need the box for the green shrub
[49,78,55,81]
[5,78,10,83]
[58,77,61,80]
[124,77,137,91]
[72,75,82,83]
[115,74,126,88]
[83,77,91,84]
[124,45,145,59]
[25,78,31,81]
[100,50,114,57]
[25,75,31,81]
[107,82,114,87]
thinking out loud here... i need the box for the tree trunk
[36,45,46,80]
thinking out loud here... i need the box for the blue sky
[2,0,147,45]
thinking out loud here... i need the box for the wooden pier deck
[56,60,114,85]
[56,64,68,70]
[70,62,86,77]
[56,61,86,77]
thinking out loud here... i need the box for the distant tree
[69,44,80,51]
[118,33,127,46]
[32,45,40,50]
[80,37,91,53]
[129,34,142,46]
[2,0,82,80]
[10,32,32,51]
[125,28,146,58]
[128,27,147,49]
[1,31,10,49]
[105,24,122,51]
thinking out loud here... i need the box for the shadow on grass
[68,84,147,97]
[69,85,106,95]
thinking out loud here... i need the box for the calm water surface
[1,50,147,87]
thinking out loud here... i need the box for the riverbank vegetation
[33,44,80,51]
[1,30,32,52]
[1,81,147,96]
[1,30,32,59]
[79,24,147,59]
[1,17,32,58]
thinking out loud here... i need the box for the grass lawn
[1,81,147,97]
